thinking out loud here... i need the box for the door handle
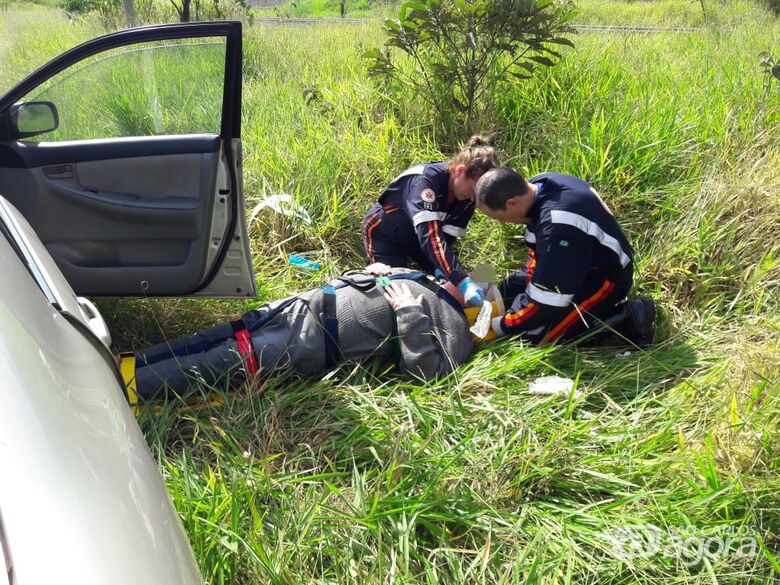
[77,296,112,348]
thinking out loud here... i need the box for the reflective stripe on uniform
[394,164,425,180]
[428,221,451,274]
[502,302,540,330]
[442,224,466,237]
[363,209,383,262]
[526,282,574,308]
[412,210,447,226]
[542,279,616,344]
[550,210,631,268]
[526,248,537,283]
[235,329,259,378]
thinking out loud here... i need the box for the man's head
[475,167,536,224]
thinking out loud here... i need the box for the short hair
[475,167,530,210]
[448,134,500,179]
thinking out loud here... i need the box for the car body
[0,22,257,584]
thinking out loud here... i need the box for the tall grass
[1,1,779,582]
[571,0,764,26]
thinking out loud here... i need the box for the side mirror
[10,101,59,139]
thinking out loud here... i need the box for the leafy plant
[364,0,576,139]
[759,52,780,94]
[59,0,116,15]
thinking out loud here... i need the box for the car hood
[0,225,203,584]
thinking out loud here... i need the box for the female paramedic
[362,135,499,307]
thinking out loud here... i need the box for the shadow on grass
[557,336,702,408]
[541,301,703,409]
[137,365,388,470]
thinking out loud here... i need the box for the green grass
[259,0,770,25]
[22,39,226,140]
[571,0,763,27]
[1,1,779,582]
[255,0,395,19]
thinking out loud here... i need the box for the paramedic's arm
[403,177,468,285]
[384,283,455,381]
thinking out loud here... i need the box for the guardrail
[252,17,705,33]
[573,24,701,33]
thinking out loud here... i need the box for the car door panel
[0,23,254,298]
[0,145,221,294]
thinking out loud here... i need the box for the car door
[0,22,255,298]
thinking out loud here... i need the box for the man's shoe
[625,298,656,348]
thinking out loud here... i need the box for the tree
[170,0,191,21]
[123,0,136,26]
[365,0,576,138]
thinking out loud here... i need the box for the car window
[21,38,226,142]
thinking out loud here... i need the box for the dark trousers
[133,298,309,400]
[362,203,434,271]
[134,321,243,400]
[499,269,629,344]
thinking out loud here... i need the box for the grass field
[1,0,779,582]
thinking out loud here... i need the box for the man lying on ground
[128,265,502,402]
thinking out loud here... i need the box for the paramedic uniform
[363,162,473,286]
[494,173,634,344]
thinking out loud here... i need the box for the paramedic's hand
[458,277,485,307]
[365,262,392,276]
[384,282,423,310]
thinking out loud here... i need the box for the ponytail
[448,134,500,179]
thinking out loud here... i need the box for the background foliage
[365,0,577,139]
[1,0,779,582]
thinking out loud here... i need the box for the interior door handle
[43,164,74,179]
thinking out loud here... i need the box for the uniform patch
[559,239,569,247]
[420,188,437,203]
[422,203,437,211]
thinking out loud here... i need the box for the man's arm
[492,228,591,341]
[384,282,457,381]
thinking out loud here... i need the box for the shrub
[365,0,577,140]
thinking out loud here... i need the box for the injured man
[128,265,503,402]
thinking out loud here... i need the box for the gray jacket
[135,269,473,398]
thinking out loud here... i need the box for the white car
[0,22,255,584]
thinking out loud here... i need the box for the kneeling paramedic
[124,267,503,403]
[362,135,499,307]
[474,167,655,346]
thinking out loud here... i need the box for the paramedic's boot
[625,298,656,348]
[595,298,657,348]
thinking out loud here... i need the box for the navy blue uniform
[494,173,633,344]
[363,162,473,286]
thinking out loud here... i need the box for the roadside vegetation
[1,0,779,582]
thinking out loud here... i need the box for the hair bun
[465,134,492,148]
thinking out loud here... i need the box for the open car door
[0,22,255,298]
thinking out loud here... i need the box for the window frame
[0,22,242,142]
